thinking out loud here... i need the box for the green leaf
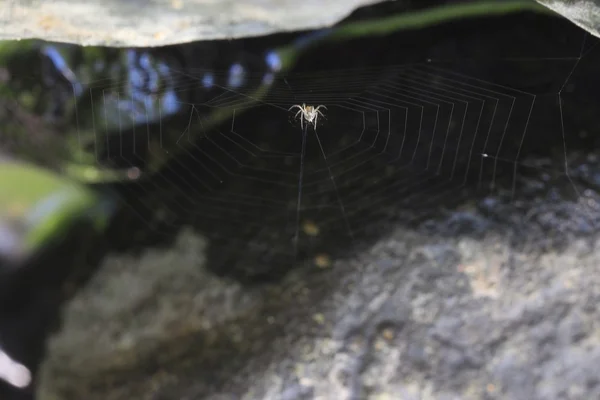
[0,159,110,259]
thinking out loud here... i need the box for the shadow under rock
[105,10,592,283]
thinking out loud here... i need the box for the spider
[288,103,327,130]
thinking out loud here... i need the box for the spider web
[18,15,600,279]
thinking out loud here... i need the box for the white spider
[288,103,327,130]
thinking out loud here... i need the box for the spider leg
[315,106,327,121]
[314,106,327,115]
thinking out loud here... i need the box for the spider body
[289,103,327,130]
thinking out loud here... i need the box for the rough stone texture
[38,151,600,399]
[537,0,600,38]
[0,0,382,47]
[40,213,600,400]
[0,1,594,47]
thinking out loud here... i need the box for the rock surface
[537,0,600,39]
[0,0,382,47]
[0,1,596,47]
[39,167,600,400]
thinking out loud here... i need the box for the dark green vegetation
[2,1,600,399]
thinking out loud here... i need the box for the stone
[536,0,600,39]
[0,0,383,47]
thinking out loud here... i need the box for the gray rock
[536,0,600,39]
[0,1,596,47]
[37,192,600,399]
[0,0,382,47]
